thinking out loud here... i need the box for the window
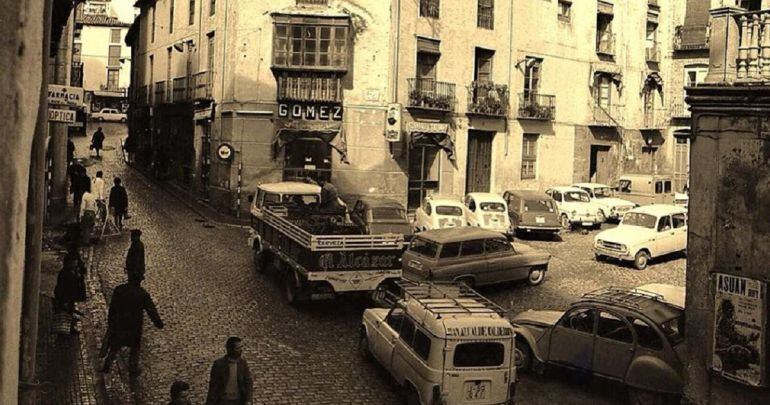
[106,69,119,90]
[460,240,485,257]
[559,308,595,333]
[655,180,672,194]
[410,238,439,258]
[596,13,614,54]
[474,48,494,83]
[151,6,156,42]
[386,307,404,331]
[435,206,462,216]
[672,213,686,228]
[740,0,762,10]
[467,198,476,212]
[521,134,538,180]
[558,0,571,22]
[72,43,81,63]
[550,191,563,202]
[618,179,631,193]
[207,32,215,73]
[595,74,612,107]
[523,57,542,99]
[413,330,431,361]
[110,29,121,43]
[477,0,493,29]
[273,23,349,69]
[420,0,440,19]
[210,0,215,16]
[485,238,511,254]
[439,242,461,259]
[632,319,664,351]
[657,216,672,232]
[169,0,175,33]
[597,312,633,343]
[400,317,416,344]
[189,0,195,25]
[108,45,121,66]
[453,342,505,368]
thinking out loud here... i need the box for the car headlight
[596,239,603,246]
[620,244,627,252]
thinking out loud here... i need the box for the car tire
[120,117,127,123]
[456,276,476,289]
[359,331,372,362]
[527,267,546,286]
[284,271,303,307]
[634,250,651,270]
[628,388,664,405]
[560,214,571,230]
[514,339,533,372]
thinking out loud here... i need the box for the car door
[548,307,596,370]
[671,213,687,252]
[484,238,528,283]
[372,307,404,371]
[454,239,487,285]
[593,310,636,380]
[653,215,676,256]
[390,316,417,383]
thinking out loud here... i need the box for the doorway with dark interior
[283,137,332,183]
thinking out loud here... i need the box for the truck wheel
[514,339,533,372]
[527,267,546,286]
[628,388,664,405]
[560,214,571,230]
[634,250,651,270]
[284,271,305,307]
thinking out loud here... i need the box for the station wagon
[502,190,561,237]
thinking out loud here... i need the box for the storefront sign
[385,103,402,142]
[712,273,767,387]
[194,108,213,121]
[48,85,84,107]
[277,102,343,121]
[84,1,110,15]
[216,143,235,161]
[48,108,76,123]
[405,121,450,134]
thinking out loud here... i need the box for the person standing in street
[67,135,75,165]
[126,229,145,279]
[80,179,96,245]
[68,160,87,213]
[108,177,128,230]
[91,126,105,158]
[169,381,193,405]
[205,337,253,405]
[101,272,164,377]
[53,254,87,335]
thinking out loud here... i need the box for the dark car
[502,190,561,237]
[512,285,686,405]
[350,197,412,239]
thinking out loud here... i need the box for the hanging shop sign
[277,102,343,121]
[385,103,402,142]
[48,108,76,123]
[712,273,767,387]
[48,85,84,107]
[216,143,235,161]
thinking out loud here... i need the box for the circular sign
[217,143,234,161]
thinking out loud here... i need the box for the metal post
[236,160,242,218]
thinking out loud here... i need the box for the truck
[247,182,404,305]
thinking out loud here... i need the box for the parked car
[361,281,517,405]
[412,196,466,232]
[350,197,412,240]
[616,174,676,206]
[91,108,126,122]
[511,285,686,405]
[572,182,636,222]
[463,192,512,235]
[502,190,561,237]
[402,228,550,288]
[594,204,687,270]
[545,186,602,229]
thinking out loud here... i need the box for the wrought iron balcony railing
[673,24,710,51]
[597,33,616,56]
[173,77,191,103]
[467,81,508,117]
[591,103,623,126]
[407,78,456,112]
[670,102,690,118]
[192,71,213,100]
[276,72,342,103]
[517,93,555,120]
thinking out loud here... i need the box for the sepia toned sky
[110,0,138,23]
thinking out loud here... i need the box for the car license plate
[536,216,545,224]
[464,381,489,401]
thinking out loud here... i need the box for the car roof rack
[580,286,664,310]
[386,280,507,317]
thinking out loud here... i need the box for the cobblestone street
[76,124,684,405]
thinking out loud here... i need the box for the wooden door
[466,130,493,193]
[590,145,612,184]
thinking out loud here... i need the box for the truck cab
[362,281,517,405]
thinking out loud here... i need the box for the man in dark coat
[67,136,75,165]
[68,160,87,211]
[101,273,164,376]
[91,127,105,158]
[126,229,145,278]
[108,177,129,230]
[206,337,253,405]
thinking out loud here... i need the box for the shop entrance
[407,145,440,210]
[283,138,332,183]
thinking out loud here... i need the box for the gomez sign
[278,102,343,121]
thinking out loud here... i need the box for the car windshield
[622,212,657,228]
[564,191,590,203]
[479,202,506,212]
[281,194,319,205]
[593,187,613,198]
[436,205,463,216]
[523,199,555,213]
[453,342,505,368]
[372,207,406,221]
[661,315,685,346]
[409,238,439,258]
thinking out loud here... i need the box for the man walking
[206,337,253,405]
[101,272,164,377]
[68,160,87,212]
[91,126,105,158]
[80,179,96,244]
[126,229,146,279]
[108,177,128,230]
[93,170,106,221]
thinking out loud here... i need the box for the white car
[594,204,687,270]
[413,196,466,232]
[463,192,512,235]
[545,186,601,229]
[572,182,636,222]
[91,108,126,122]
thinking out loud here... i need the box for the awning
[272,119,348,164]
[640,129,665,147]
[417,37,441,55]
[406,121,456,161]
[645,72,664,88]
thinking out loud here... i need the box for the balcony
[467,82,508,117]
[642,108,668,129]
[172,77,191,103]
[70,62,83,88]
[407,78,456,112]
[276,72,342,103]
[673,24,710,51]
[646,43,660,63]
[517,93,556,120]
[154,80,167,104]
[597,33,615,56]
[670,102,690,119]
[591,103,623,126]
[192,71,213,100]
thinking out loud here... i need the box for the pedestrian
[91,126,105,158]
[68,160,87,211]
[80,179,96,245]
[126,229,145,279]
[169,380,193,405]
[53,254,87,335]
[108,177,128,230]
[93,170,107,222]
[67,135,75,165]
[205,337,254,405]
[101,272,164,377]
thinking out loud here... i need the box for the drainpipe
[505,0,514,157]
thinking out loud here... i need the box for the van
[616,174,676,206]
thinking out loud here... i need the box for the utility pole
[49,8,74,224]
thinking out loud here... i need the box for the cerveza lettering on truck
[446,326,513,338]
[318,252,395,270]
